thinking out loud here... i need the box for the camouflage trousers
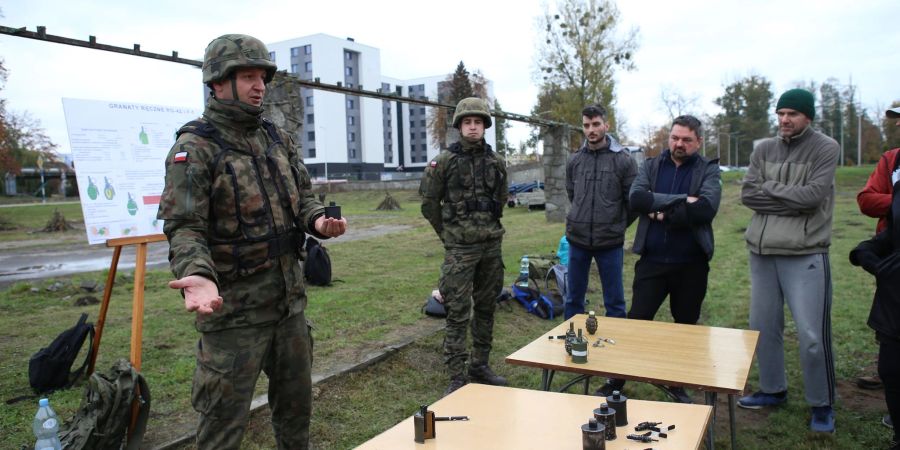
[192,310,314,450]
[439,239,504,377]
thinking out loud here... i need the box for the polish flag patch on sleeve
[173,151,188,163]
[429,160,437,168]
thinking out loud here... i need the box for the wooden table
[505,315,759,449]
[357,383,712,449]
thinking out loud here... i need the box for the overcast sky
[1,0,898,154]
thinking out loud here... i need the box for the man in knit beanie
[738,88,840,434]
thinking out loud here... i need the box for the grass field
[0,168,891,449]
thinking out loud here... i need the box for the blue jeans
[565,244,626,319]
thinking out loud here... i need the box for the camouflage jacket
[158,97,325,332]
[419,140,508,245]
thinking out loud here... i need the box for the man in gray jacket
[737,89,839,434]
[564,104,637,320]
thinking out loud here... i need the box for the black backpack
[60,358,150,450]
[28,313,95,394]
[304,236,332,286]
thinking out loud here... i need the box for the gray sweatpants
[748,252,835,407]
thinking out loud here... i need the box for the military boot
[467,364,508,386]
[444,374,468,397]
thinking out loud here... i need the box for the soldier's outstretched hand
[168,275,223,315]
[315,215,348,238]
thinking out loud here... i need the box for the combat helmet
[202,34,277,85]
[452,97,492,129]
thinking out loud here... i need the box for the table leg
[705,391,717,450]
[729,394,737,449]
[541,369,550,391]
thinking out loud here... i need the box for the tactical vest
[441,144,505,222]
[177,119,308,277]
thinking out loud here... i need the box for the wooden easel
[87,233,166,375]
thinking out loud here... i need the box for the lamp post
[716,133,730,162]
[728,132,741,167]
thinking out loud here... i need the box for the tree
[638,122,667,158]
[2,111,57,172]
[428,61,489,149]
[659,85,699,120]
[533,0,638,131]
[493,99,511,157]
[817,79,843,146]
[0,52,57,178]
[859,109,884,164]
[713,75,773,166]
[884,100,900,151]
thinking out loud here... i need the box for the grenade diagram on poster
[62,98,201,245]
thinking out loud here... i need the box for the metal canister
[581,417,606,450]
[592,403,617,441]
[606,390,628,426]
[571,328,588,363]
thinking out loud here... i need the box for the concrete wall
[507,161,544,185]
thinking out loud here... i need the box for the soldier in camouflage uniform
[420,97,509,396]
[157,34,347,450]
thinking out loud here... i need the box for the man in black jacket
[850,154,900,450]
[597,115,721,402]
[628,115,721,326]
[564,104,637,320]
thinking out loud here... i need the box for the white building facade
[267,34,495,180]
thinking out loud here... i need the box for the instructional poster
[62,98,200,244]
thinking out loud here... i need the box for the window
[308,148,316,158]
[350,148,356,158]
[346,82,353,88]
[345,67,353,76]
[303,44,311,55]
[420,132,426,138]
[346,99,355,109]
[420,119,426,126]
[291,64,299,73]
[304,62,312,72]
[348,116,355,125]
[306,114,314,124]
[269,51,276,60]
[306,96,314,106]
[307,131,315,141]
[291,47,300,57]
[422,144,428,151]
[349,132,356,142]
[411,155,417,163]
[345,51,353,60]
[420,107,426,115]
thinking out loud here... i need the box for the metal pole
[40,169,46,203]
[858,86,862,166]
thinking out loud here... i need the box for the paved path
[0,224,411,287]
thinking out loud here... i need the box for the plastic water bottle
[33,398,62,450]
[556,235,570,266]
[516,255,530,287]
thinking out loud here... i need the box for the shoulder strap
[124,371,151,450]
[261,118,283,146]
[66,315,95,389]
[177,120,232,169]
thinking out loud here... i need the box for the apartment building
[267,34,496,180]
